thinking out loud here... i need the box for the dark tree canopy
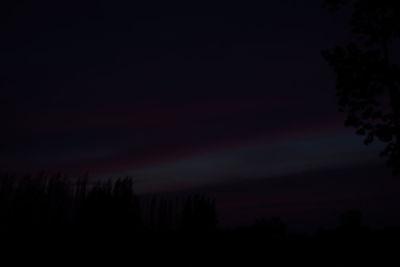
[322,0,400,174]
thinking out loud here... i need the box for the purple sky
[1,0,398,227]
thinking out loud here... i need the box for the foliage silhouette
[322,0,400,174]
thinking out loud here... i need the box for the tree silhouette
[182,195,217,232]
[322,0,400,174]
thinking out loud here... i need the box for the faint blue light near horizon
[101,131,384,193]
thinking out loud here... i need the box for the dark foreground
[3,226,400,266]
[0,173,399,266]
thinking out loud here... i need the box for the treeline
[1,172,400,266]
[0,172,217,236]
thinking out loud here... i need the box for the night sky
[1,0,399,228]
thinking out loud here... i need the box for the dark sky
[1,0,398,227]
